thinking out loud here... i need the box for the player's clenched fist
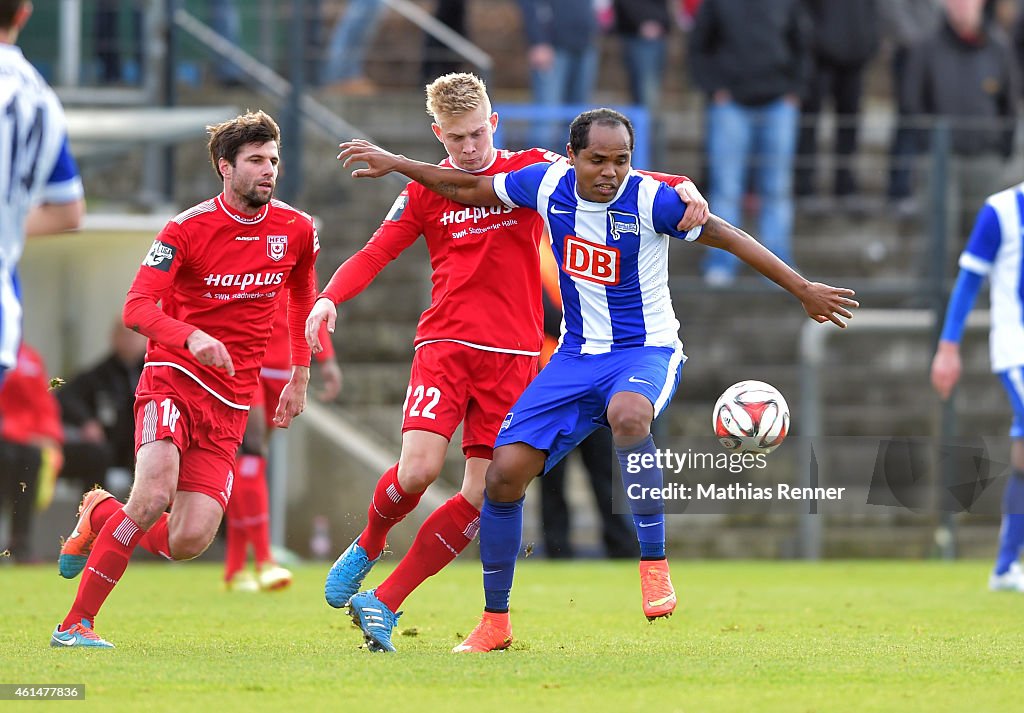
[185,329,235,376]
[306,297,337,355]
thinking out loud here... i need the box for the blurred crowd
[89,0,1020,285]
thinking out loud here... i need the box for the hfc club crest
[267,235,288,261]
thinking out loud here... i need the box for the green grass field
[5,560,1023,711]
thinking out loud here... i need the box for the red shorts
[134,366,249,510]
[402,342,538,459]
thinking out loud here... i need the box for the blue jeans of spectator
[528,47,599,151]
[320,0,386,85]
[704,97,798,278]
[209,0,243,83]
[622,36,665,111]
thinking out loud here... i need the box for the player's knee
[397,460,441,494]
[169,528,216,561]
[125,487,173,529]
[606,407,651,441]
[484,459,531,500]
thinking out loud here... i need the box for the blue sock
[480,494,525,612]
[616,434,665,559]
[995,472,1024,575]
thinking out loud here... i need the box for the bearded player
[305,72,708,652]
[51,110,319,648]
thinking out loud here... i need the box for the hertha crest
[267,235,288,261]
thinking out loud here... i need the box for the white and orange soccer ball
[713,380,790,454]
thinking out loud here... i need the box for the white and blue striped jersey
[493,159,701,355]
[0,43,83,268]
[957,183,1024,372]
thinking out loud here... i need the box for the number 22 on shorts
[403,384,441,420]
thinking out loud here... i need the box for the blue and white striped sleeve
[959,203,1001,276]
[652,182,701,241]
[41,135,84,205]
[492,162,548,211]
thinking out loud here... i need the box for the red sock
[90,493,170,559]
[223,454,261,578]
[375,493,479,612]
[89,495,122,530]
[242,455,272,566]
[62,508,144,630]
[138,513,171,559]
[358,464,423,560]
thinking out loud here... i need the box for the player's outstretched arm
[696,215,858,328]
[338,139,501,207]
[273,365,310,428]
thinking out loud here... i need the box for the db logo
[563,235,620,285]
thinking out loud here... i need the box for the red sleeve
[637,171,690,187]
[122,224,196,349]
[319,188,422,304]
[286,224,319,368]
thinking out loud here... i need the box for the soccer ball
[713,380,790,454]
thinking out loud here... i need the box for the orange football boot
[58,488,115,579]
[452,611,513,653]
[640,559,677,620]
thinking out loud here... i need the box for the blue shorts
[495,344,685,473]
[999,367,1024,438]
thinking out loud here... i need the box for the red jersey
[0,344,63,445]
[321,148,558,355]
[123,194,319,409]
[320,149,689,356]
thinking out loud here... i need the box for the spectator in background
[901,0,1019,238]
[612,0,672,113]
[688,0,811,285]
[57,322,146,495]
[0,343,63,562]
[880,0,943,217]
[321,0,386,95]
[517,0,601,151]
[421,0,468,84]
[94,0,143,85]
[537,238,639,560]
[794,0,880,217]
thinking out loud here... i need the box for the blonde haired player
[307,73,708,652]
